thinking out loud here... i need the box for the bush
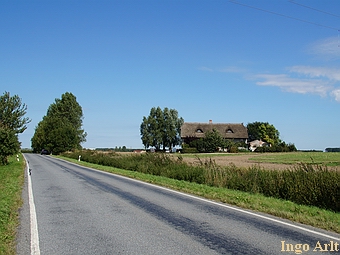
[229,146,238,153]
[255,142,297,153]
[62,150,205,184]
[182,147,198,154]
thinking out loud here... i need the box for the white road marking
[153,183,340,241]
[24,155,40,255]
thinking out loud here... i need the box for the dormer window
[196,129,203,133]
[226,129,233,133]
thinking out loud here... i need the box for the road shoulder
[16,156,30,255]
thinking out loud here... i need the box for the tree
[0,91,31,164]
[205,129,227,152]
[203,129,226,153]
[189,138,205,153]
[31,92,87,154]
[247,121,281,145]
[140,107,184,151]
[0,91,31,133]
[0,128,20,165]
[190,129,228,153]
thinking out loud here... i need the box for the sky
[1,0,340,151]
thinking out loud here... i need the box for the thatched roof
[181,122,248,139]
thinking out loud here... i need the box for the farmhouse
[248,140,268,152]
[180,120,248,145]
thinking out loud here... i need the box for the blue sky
[1,0,340,151]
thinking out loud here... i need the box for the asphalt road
[18,154,339,255]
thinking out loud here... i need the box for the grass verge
[57,155,339,234]
[0,155,25,255]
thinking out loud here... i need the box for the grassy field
[58,154,340,234]
[178,151,340,168]
[248,152,340,166]
[0,155,25,255]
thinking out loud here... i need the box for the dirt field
[181,154,297,170]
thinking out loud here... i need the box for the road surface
[18,154,339,254]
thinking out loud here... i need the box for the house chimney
[209,120,212,124]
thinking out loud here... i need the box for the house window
[226,129,233,133]
[196,129,203,133]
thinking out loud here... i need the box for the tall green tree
[203,129,226,152]
[247,121,281,145]
[0,91,31,133]
[31,92,87,154]
[0,91,31,164]
[140,107,184,151]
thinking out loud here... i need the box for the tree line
[325,148,340,152]
[0,91,303,165]
[140,108,296,153]
[0,91,86,164]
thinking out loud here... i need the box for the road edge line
[23,155,40,255]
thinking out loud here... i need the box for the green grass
[0,154,25,255]
[57,155,340,234]
[248,152,340,166]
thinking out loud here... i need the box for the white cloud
[202,63,340,102]
[255,65,340,102]
[255,73,331,96]
[308,37,340,60]
[289,66,340,81]
[331,89,340,102]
